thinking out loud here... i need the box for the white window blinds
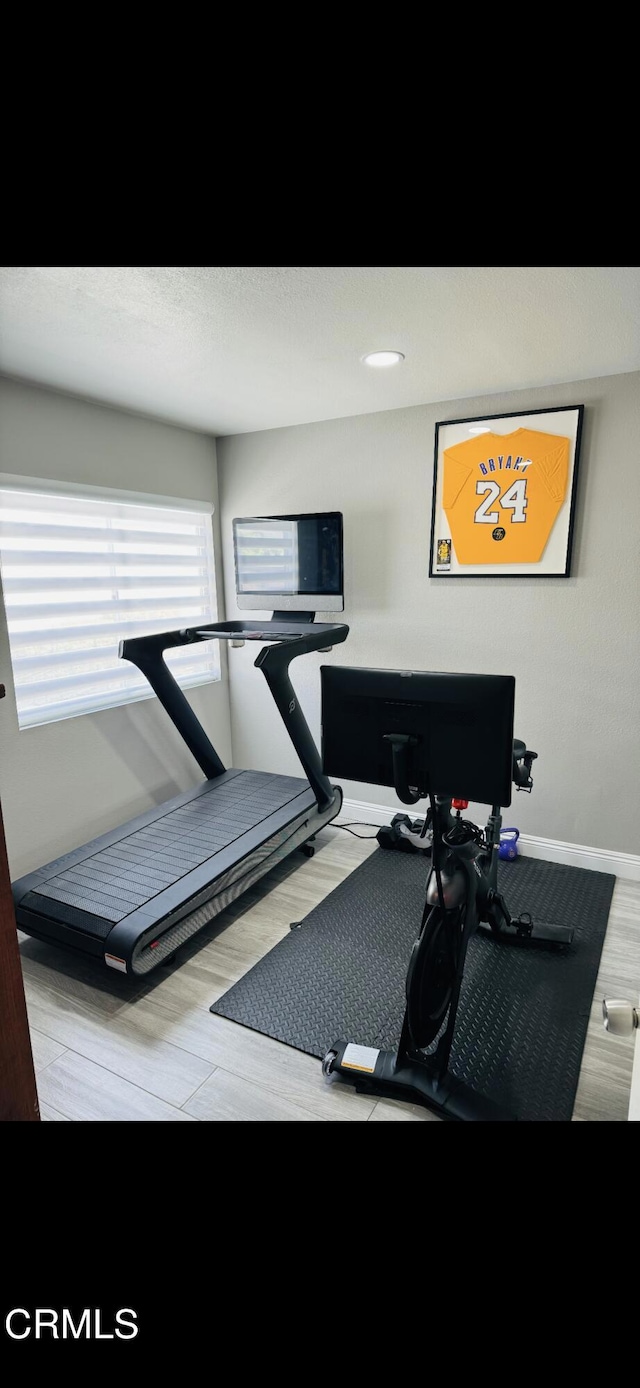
[0,486,220,730]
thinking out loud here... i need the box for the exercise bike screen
[321,666,515,807]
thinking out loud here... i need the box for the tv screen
[321,665,515,806]
[233,512,343,613]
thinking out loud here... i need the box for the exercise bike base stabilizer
[323,733,574,1123]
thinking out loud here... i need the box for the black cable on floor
[333,821,381,839]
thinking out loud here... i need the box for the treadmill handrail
[119,620,349,810]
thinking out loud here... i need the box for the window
[0,483,220,730]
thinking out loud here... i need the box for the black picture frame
[429,403,584,578]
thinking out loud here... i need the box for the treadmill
[12,616,348,976]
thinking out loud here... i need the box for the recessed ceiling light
[362,350,405,368]
[468,426,491,434]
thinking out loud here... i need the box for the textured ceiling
[0,266,638,436]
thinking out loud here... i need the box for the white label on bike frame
[341,1044,380,1073]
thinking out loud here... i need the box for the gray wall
[0,378,231,877]
[217,371,640,855]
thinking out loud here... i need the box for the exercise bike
[319,664,574,1123]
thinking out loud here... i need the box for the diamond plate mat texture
[210,849,615,1121]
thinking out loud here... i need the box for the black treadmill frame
[14,617,349,975]
[119,618,348,813]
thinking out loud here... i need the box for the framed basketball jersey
[429,405,584,577]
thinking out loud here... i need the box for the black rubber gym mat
[210,849,616,1120]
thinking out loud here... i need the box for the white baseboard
[339,797,640,881]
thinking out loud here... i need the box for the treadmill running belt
[20,771,305,934]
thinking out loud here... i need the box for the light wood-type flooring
[19,826,640,1122]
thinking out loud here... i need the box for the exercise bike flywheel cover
[405,905,461,1049]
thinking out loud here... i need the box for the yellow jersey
[442,427,570,564]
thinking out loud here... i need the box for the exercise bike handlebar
[512,748,537,791]
[386,737,539,806]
